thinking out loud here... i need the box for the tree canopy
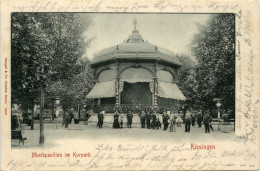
[11,13,93,112]
[179,14,235,113]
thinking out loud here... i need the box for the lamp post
[76,95,83,119]
[39,86,45,145]
[216,100,222,131]
[55,97,60,117]
[182,106,185,118]
[51,97,55,121]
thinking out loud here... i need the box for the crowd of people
[62,107,216,134]
[96,108,215,133]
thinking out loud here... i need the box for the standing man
[208,111,214,132]
[62,111,70,128]
[62,112,66,127]
[69,108,74,124]
[185,109,192,132]
[162,111,170,131]
[203,111,212,133]
[191,110,196,126]
[127,111,133,128]
[146,111,151,129]
[197,110,202,127]
[139,111,146,128]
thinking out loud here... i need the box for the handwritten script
[235,10,259,146]
[5,143,257,170]
[10,0,241,13]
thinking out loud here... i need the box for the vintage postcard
[1,0,260,170]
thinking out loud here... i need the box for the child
[176,112,183,127]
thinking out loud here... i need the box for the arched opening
[120,67,153,107]
[120,67,153,82]
[121,82,152,105]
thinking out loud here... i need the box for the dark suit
[127,113,133,128]
[146,113,151,129]
[197,114,202,127]
[162,114,169,130]
[139,113,146,128]
[203,114,212,133]
[97,113,104,128]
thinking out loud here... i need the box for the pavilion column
[153,77,158,109]
[150,79,155,106]
[152,85,154,106]
[175,69,179,84]
[115,62,121,112]
[116,77,124,112]
[92,79,98,110]
[115,78,120,111]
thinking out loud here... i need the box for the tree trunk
[26,99,29,125]
[39,86,45,145]
[31,101,34,130]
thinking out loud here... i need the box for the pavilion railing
[93,104,116,113]
[93,104,179,114]
[119,104,154,113]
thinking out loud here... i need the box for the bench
[43,116,52,120]
[11,130,27,145]
[74,118,90,124]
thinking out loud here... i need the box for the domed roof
[91,19,182,67]
[126,18,144,43]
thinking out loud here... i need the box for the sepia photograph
[1,0,259,170]
[11,13,236,148]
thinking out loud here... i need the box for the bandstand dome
[87,19,186,113]
[91,27,182,67]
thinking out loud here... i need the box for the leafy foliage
[46,58,94,111]
[184,14,235,111]
[11,13,93,112]
[178,53,197,101]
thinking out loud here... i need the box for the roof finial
[133,18,137,30]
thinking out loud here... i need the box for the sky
[83,14,212,60]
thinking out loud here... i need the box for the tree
[190,14,235,112]
[46,58,94,112]
[11,13,93,144]
[11,13,50,125]
[177,54,197,101]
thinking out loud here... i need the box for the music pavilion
[86,20,186,113]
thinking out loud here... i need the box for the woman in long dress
[151,112,157,129]
[113,112,120,128]
[119,113,124,128]
[176,112,183,127]
[169,111,177,132]
[156,112,161,129]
